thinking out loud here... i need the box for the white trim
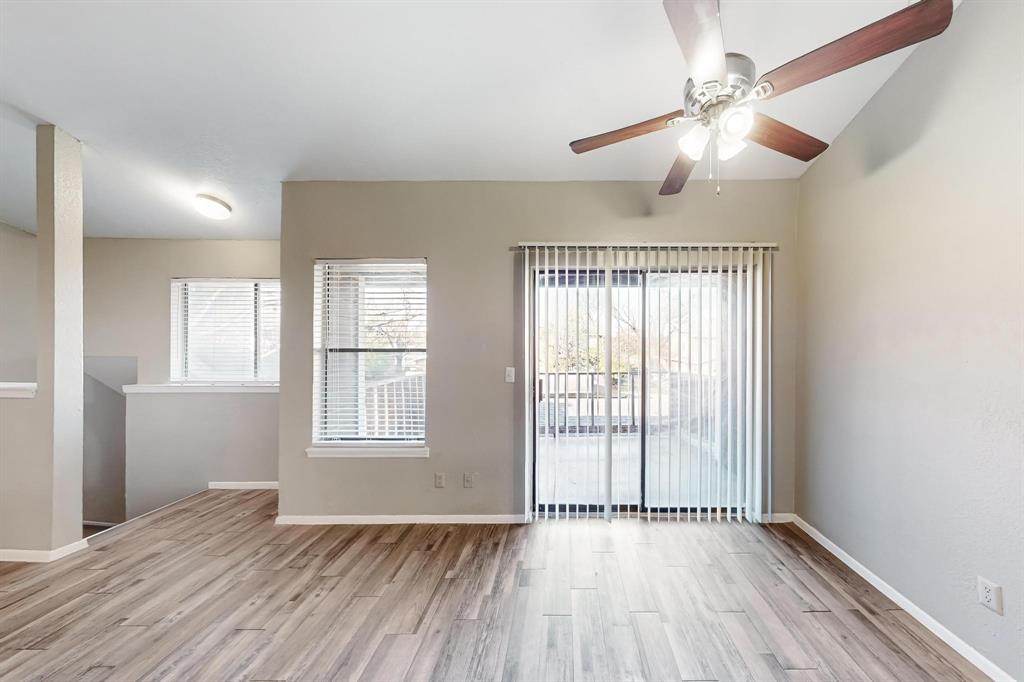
[124,383,279,394]
[306,445,429,459]
[276,514,526,525]
[0,538,88,563]
[780,515,1011,682]
[208,481,279,490]
[89,485,206,540]
[83,520,118,528]
[314,257,427,265]
[170,277,279,284]
[768,512,798,523]
[0,382,37,399]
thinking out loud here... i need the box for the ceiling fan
[569,0,953,196]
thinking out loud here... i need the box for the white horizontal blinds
[525,242,772,522]
[313,260,427,444]
[169,279,280,382]
[257,282,281,381]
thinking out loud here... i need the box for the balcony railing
[536,370,720,436]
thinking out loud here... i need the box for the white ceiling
[0,0,925,239]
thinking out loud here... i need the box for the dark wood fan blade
[570,110,686,154]
[747,113,828,162]
[663,0,727,87]
[756,0,952,99]
[659,153,697,195]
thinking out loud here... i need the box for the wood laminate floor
[0,490,985,681]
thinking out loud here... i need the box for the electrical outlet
[434,472,446,489]
[505,367,516,383]
[977,576,1004,615]
[463,472,475,488]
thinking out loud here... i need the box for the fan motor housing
[684,52,756,118]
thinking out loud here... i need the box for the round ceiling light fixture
[193,193,232,220]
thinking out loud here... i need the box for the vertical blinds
[313,260,427,443]
[170,279,280,382]
[522,244,773,523]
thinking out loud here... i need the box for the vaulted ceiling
[1,1,929,238]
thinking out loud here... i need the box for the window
[312,260,426,445]
[170,279,280,382]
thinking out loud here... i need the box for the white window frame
[169,277,280,385]
[307,258,428,458]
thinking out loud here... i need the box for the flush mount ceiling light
[193,194,232,220]
[569,0,954,196]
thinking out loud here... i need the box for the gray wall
[796,1,1023,678]
[0,222,36,381]
[85,238,281,517]
[4,234,281,524]
[83,374,126,524]
[279,180,800,517]
[0,222,45,549]
[125,392,278,518]
[85,239,279,383]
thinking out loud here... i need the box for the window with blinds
[313,260,426,444]
[170,279,280,382]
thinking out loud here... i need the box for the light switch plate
[434,472,446,489]
[505,367,515,383]
[463,472,475,488]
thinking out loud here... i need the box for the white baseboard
[781,514,1011,682]
[275,514,527,525]
[83,520,118,528]
[208,481,279,490]
[0,538,88,563]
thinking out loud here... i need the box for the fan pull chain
[716,149,721,197]
[711,131,721,197]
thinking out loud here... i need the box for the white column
[0,125,84,558]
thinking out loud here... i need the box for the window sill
[306,445,430,459]
[0,382,37,399]
[124,383,280,395]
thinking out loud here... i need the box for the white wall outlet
[977,576,1003,615]
[504,367,515,383]
[434,472,446,489]
[463,472,475,488]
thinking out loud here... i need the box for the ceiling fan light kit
[569,0,953,197]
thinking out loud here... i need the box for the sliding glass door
[534,267,641,515]
[526,245,771,522]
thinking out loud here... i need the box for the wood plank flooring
[0,490,985,681]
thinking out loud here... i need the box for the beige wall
[796,1,1023,678]
[5,235,281,529]
[0,222,36,382]
[85,238,281,517]
[83,374,126,524]
[125,392,278,517]
[1,127,84,552]
[85,239,279,384]
[279,180,800,517]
